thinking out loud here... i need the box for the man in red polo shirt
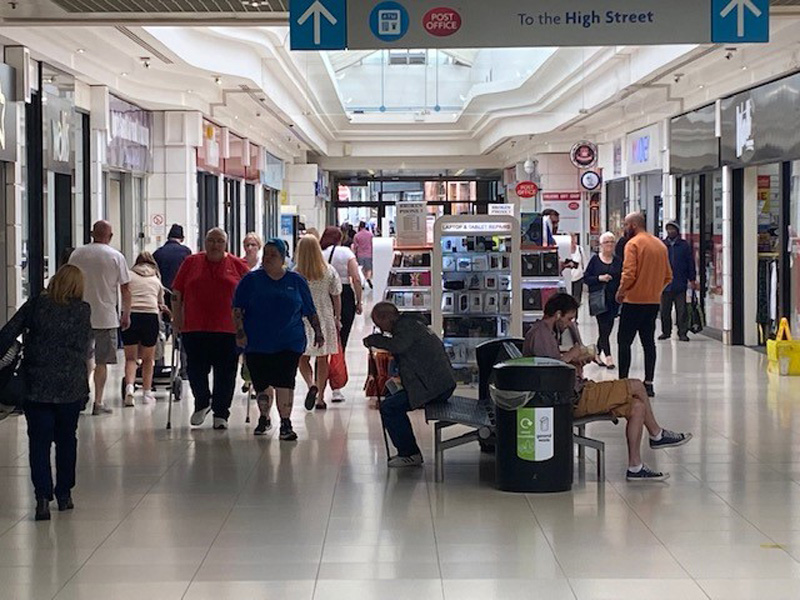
[172,228,250,429]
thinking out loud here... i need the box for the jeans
[340,284,357,348]
[617,303,659,382]
[380,387,455,457]
[25,401,82,501]
[595,310,617,358]
[182,332,238,420]
[661,290,688,337]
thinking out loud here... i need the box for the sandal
[315,402,328,410]
[304,386,318,411]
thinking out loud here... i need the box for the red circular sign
[423,7,462,36]
[568,202,580,210]
[515,181,539,198]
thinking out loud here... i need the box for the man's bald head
[624,212,646,235]
[371,301,400,333]
[92,220,113,244]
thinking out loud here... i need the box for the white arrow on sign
[297,0,338,46]
[720,0,762,38]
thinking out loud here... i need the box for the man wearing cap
[154,224,192,295]
[659,220,697,342]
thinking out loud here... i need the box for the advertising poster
[541,192,583,235]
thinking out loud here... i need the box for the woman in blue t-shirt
[233,239,323,441]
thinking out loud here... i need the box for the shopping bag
[364,350,391,397]
[767,318,800,376]
[687,291,705,335]
[328,341,349,390]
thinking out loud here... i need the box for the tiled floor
[2,303,800,599]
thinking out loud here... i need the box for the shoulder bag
[588,287,608,316]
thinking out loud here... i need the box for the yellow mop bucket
[767,318,800,376]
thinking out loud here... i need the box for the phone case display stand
[433,215,522,380]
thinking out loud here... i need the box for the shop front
[627,123,664,235]
[721,72,800,346]
[0,60,18,316]
[244,142,260,236]
[670,103,723,339]
[104,95,152,263]
[224,134,246,253]
[605,178,628,238]
[196,120,221,247]
[261,151,284,240]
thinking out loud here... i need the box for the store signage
[489,203,515,216]
[441,222,515,234]
[107,96,152,172]
[570,141,598,169]
[423,7,462,36]
[291,0,347,50]
[721,71,800,167]
[396,201,427,247]
[542,192,582,234]
[515,181,539,198]
[580,171,602,191]
[626,123,662,175]
[670,104,719,174]
[613,139,622,177]
[0,63,17,162]
[44,92,74,174]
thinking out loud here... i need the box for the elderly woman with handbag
[584,232,623,369]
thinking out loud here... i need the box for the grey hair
[205,227,228,241]
[599,231,616,244]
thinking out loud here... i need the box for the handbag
[0,340,26,408]
[767,318,800,376]
[328,340,349,390]
[588,287,608,316]
[687,291,705,335]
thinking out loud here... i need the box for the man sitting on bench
[523,293,692,481]
[364,302,457,468]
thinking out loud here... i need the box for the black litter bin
[490,357,576,493]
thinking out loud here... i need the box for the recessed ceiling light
[121,72,128,77]
[698,84,705,89]
[214,76,222,85]
[76,48,85,54]
[234,115,239,119]
[186,89,194,94]
[741,65,748,70]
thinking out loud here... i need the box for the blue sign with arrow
[712,0,769,43]
[290,0,347,50]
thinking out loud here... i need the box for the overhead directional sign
[712,0,769,43]
[290,0,347,50]
[290,0,769,50]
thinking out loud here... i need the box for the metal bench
[424,396,494,482]
[573,414,619,481]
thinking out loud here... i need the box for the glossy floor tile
[1,302,800,599]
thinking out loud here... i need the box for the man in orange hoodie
[615,213,672,397]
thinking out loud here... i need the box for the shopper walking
[660,221,697,342]
[584,232,623,369]
[122,252,170,407]
[171,228,250,429]
[616,213,672,397]
[320,226,363,403]
[68,220,131,415]
[566,234,587,301]
[352,221,374,289]
[233,238,323,439]
[242,232,263,270]
[0,265,92,520]
[153,224,192,298]
[294,235,342,411]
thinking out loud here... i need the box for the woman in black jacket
[0,265,92,520]
[584,232,623,369]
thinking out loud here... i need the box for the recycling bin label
[516,407,555,462]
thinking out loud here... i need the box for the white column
[742,167,759,346]
[285,163,321,230]
[4,100,24,318]
[721,166,733,344]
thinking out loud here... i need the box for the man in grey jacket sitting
[364,302,457,467]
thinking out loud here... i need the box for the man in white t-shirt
[69,221,132,415]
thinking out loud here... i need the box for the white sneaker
[213,417,228,430]
[124,385,135,408]
[331,390,346,403]
[387,454,423,468]
[143,392,156,404]
[190,407,211,426]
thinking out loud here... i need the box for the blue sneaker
[650,430,693,450]
[626,465,669,482]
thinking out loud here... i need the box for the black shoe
[678,335,690,342]
[254,416,272,436]
[304,386,318,411]
[367,279,373,289]
[56,495,74,511]
[279,420,298,441]
[644,383,655,398]
[35,499,51,521]
[657,333,670,340]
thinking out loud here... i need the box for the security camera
[673,73,684,83]
[725,47,737,60]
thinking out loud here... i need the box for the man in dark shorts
[233,239,324,440]
[523,293,692,481]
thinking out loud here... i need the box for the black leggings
[617,303,659,382]
[340,284,357,348]
[595,310,616,357]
